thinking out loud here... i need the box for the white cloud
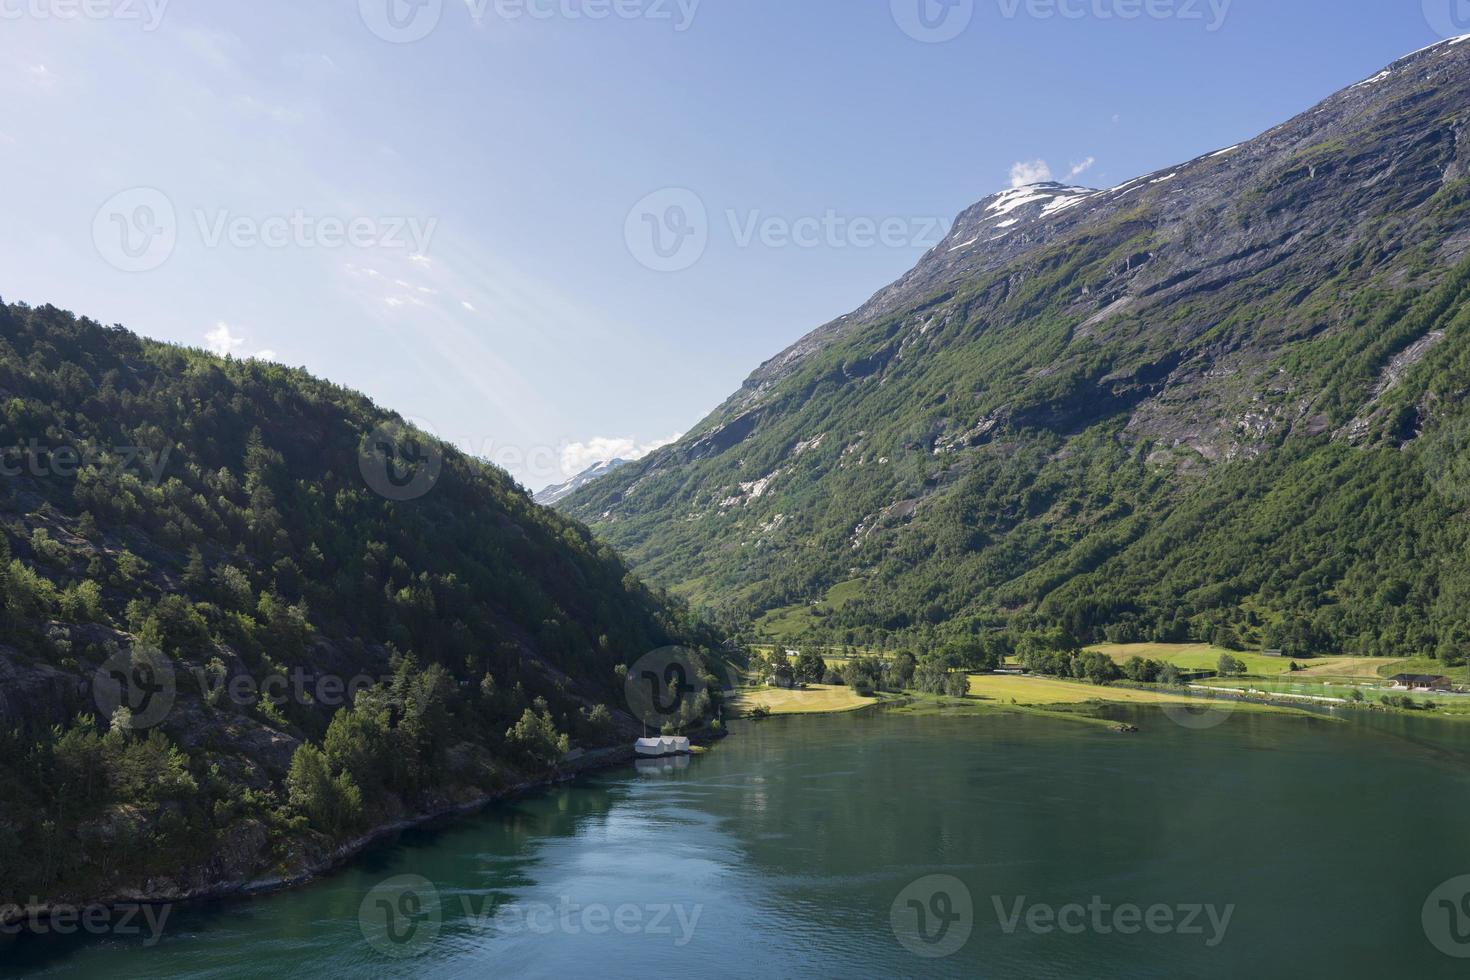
[461,301,477,312]
[559,433,682,479]
[1009,159,1053,188]
[1069,156,1097,178]
[206,323,276,361]
[205,322,244,357]
[27,64,56,90]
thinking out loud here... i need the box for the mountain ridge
[561,36,1470,660]
[535,458,631,506]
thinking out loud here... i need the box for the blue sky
[1,1,1463,489]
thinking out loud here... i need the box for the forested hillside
[564,38,1470,664]
[0,301,722,906]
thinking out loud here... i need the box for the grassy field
[1086,643,1423,679]
[1372,657,1470,684]
[753,579,867,640]
[1202,677,1470,713]
[727,672,1328,725]
[968,674,1208,705]
[1293,658,1405,679]
[728,684,879,717]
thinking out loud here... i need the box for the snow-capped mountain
[535,458,631,506]
[560,35,1470,656]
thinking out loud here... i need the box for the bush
[1121,656,1161,683]
[287,743,363,836]
[506,705,570,770]
[943,672,970,698]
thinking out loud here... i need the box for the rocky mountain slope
[563,37,1470,659]
[535,458,630,506]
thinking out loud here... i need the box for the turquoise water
[7,706,1470,978]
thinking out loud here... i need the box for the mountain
[535,458,631,506]
[0,303,723,908]
[562,37,1470,661]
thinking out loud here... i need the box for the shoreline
[1,737,708,936]
[3,678,1413,938]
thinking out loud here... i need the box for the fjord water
[10,707,1470,979]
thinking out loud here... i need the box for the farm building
[1387,674,1451,692]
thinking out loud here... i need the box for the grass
[1088,643,1402,678]
[753,579,867,640]
[1374,657,1470,684]
[1293,658,1406,679]
[968,674,1331,720]
[1202,677,1470,715]
[726,672,1329,728]
[728,683,882,717]
[967,673,1206,706]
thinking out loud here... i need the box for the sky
[1,1,1465,490]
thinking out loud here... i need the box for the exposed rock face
[729,36,1470,437]
[561,38,1470,638]
[0,649,89,732]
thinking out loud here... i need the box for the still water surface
[8,706,1470,978]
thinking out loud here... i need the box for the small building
[635,736,692,758]
[1388,674,1452,692]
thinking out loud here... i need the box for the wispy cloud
[206,322,276,360]
[560,434,682,479]
[1009,159,1053,187]
[27,64,56,90]
[1069,156,1097,178]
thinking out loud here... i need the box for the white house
[635,735,692,757]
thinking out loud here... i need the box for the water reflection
[634,754,691,776]
[10,707,1470,979]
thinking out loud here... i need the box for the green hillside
[564,41,1470,667]
[0,301,722,906]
